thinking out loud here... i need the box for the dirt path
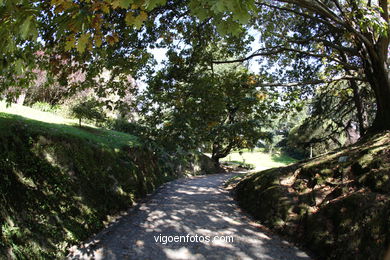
[69,173,311,260]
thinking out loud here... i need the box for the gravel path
[68,173,311,260]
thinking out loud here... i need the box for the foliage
[139,58,280,164]
[284,80,376,157]
[257,108,308,155]
[0,0,389,131]
[243,0,389,132]
[107,118,149,137]
[31,102,62,114]
[23,70,72,106]
[1,0,388,138]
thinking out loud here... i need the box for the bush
[107,119,148,137]
[31,102,61,114]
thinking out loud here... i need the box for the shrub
[108,119,148,137]
[31,102,61,113]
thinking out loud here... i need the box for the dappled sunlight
[69,173,311,259]
[163,247,200,260]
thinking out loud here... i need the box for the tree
[71,97,106,127]
[212,0,389,133]
[1,0,388,134]
[139,57,278,166]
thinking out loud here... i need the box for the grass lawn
[219,149,297,170]
[0,102,140,149]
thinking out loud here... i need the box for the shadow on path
[69,173,311,260]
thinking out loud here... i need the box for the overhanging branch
[212,46,359,70]
[273,0,375,49]
[258,76,366,87]
[255,1,342,32]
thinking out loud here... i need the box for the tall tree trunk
[211,155,220,169]
[364,54,390,133]
[364,0,390,133]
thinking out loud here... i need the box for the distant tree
[71,98,106,127]
[139,54,279,166]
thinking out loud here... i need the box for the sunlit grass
[220,149,297,171]
[0,102,140,149]
[0,102,77,125]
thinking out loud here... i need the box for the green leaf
[20,16,33,39]
[134,11,148,28]
[143,0,166,11]
[14,59,24,75]
[125,12,135,26]
[235,11,251,24]
[65,38,76,51]
[120,0,133,9]
[212,1,226,13]
[77,33,89,53]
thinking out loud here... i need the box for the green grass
[219,149,297,170]
[0,102,140,149]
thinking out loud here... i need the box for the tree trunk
[211,142,223,169]
[211,141,234,171]
[370,80,390,132]
[363,54,390,133]
[211,155,220,169]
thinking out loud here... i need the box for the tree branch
[213,46,360,70]
[255,1,342,32]
[270,0,376,49]
[257,76,366,87]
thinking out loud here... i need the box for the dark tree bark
[363,56,390,133]
[347,0,390,132]
[211,141,235,169]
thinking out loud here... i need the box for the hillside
[0,105,216,259]
[234,131,390,260]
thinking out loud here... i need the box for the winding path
[69,173,311,260]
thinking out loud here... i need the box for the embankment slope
[235,131,390,260]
